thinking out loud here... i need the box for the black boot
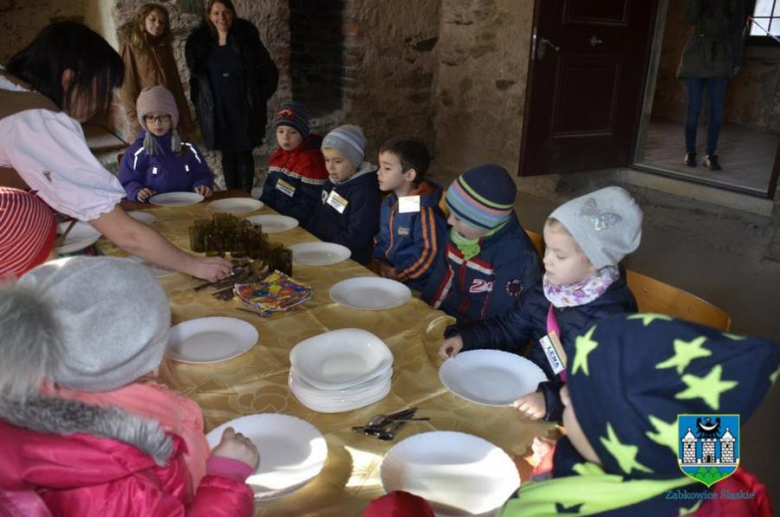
[703,155,721,171]
[683,152,697,167]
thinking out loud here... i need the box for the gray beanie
[13,257,171,393]
[321,124,366,167]
[548,186,643,269]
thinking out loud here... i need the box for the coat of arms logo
[678,414,740,487]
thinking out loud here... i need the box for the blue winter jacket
[307,162,380,265]
[119,132,213,202]
[446,267,637,420]
[422,213,542,323]
[373,180,448,291]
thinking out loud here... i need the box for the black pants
[221,150,255,193]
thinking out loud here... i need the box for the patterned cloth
[0,187,56,279]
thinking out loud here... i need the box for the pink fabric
[546,304,568,382]
[50,381,210,490]
[363,491,436,517]
[206,457,253,483]
[0,490,52,517]
[694,469,773,517]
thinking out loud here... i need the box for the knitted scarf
[542,265,619,308]
[450,221,507,260]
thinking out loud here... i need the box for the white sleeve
[0,109,125,221]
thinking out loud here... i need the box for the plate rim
[329,277,412,311]
[148,191,205,207]
[56,221,101,254]
[288,242,351,266]
[245,214,299,233]
[207,197,265,213]
[167,316,259,363]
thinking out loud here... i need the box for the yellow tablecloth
[102,199,554,516]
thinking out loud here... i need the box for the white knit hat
[548,186,643,269]
[12,257,171,393]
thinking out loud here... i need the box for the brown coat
[120,35,193,140]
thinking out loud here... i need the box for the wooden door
[520,0,658,176]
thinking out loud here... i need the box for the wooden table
[104,191,553,516]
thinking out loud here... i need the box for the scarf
[450,221,507,260]
[542,265,619,308]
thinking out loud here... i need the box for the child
[373,138,447,291]
[439,186,642,421]
[500,315,778,516]
[119,86,213,203]
[423,165,542,322]
[0,257,258,515]
[306,124,380,265]
[0,187,57,279]
[260,102,328,224]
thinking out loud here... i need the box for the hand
[513,392,546,420]
[210,427,260,471]
[195,185,213,198]
[137,188,156,202]
[379,262,397,279]
[531,436,556,465]
[438,335,464,359]
[191,256,233,282]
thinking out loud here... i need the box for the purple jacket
[119,132,213,201]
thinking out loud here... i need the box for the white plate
[208,197,265,214]
[148,192,204,207]
[128,211,156,225]
[289,329,393,390]
[329,277,411,310]
[439,350,547,407]
[289,373,391,413]
[289,242,351,266]
[167,317,258,363]
[246,214,299,233]
[56,221,101,254]
[125,255,175,278]
[290,367,393,400]
[206,414,328,500]
[381,431,520,517]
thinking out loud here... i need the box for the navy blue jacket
[119,132,213,202]
[422,214,541,323]
[447,267,637,420]
[307,163,380,265]
[373,180,448,291]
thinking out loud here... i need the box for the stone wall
[0,0,86,64]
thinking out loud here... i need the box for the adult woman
[0,22,231,282]
[119,3,194,141]
[186,0,278,192]
[678,0,746,171]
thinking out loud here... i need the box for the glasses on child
[143,114,172,123]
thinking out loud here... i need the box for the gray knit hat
[548,186,643,269]
[10,257,171,393]
[321,124,366,167]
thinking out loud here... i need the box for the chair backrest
[525,229,544,258]
[625,269,731,331]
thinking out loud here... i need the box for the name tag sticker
[398,195,421,214]
[540,332,567,375]
[275,179,296,197]
[327,190,349,213]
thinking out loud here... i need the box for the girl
[0,257,258,515]
[185,0,279,192]
[439,186,642,421]
[119,3,194,141]
[119,86,214,202]
[0,22,232,282]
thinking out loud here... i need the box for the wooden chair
[625,269,732,331]
[525,229,544,258]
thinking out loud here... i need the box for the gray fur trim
[143,131,163,156]
[0,396,173,466]
[171,129,182,153]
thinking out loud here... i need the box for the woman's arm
[90,206,231,282]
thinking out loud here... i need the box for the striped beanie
[0,188,57,279]
[446,164,517,230]
[322,124,366,167]
[272,101,310,139]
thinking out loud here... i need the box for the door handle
[590,36,603,47]
[537,38,560,60]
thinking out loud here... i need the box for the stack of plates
[289,329,393,413]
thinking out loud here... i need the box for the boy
[306,125,380,265]
[373,138,447,291]
[260,102,328,225]
[423,164,541,323]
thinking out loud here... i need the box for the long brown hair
[120,3,172,49]
[205,0,238,40]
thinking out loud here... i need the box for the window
[751,0,780,39]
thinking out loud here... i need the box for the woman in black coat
[185,0,278,192]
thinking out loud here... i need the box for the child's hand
[513,392,546,420]
[137,188,156,203]
[531,436,556,465]
[195,185,213,198]
[379,262,397,279]
[438,335,464,359]
[210,427,260,471]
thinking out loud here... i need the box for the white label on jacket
[152,167,158,176]
[276,179,296,197]
[398,195,420,214]
[540,333,566,375]
[326,190,349,213]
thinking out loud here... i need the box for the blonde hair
[544,217,591,262]
[120,3,172,49]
